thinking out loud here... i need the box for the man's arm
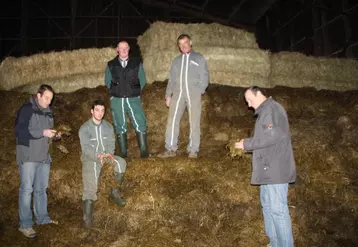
[165,60,176,98]
[79,125,99,161]
[243,110,286,151]
[104,65,112,89]
[138,63,146,89]
[15,104,40,140]
[197,56,209,94]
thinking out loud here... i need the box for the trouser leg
[164,95,186,152]
[82,162,102,201]
[33,163,51,225]
[18,162,36,229]
[186,93,202,153]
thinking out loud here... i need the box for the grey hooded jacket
[165,50,209,98]
[15,97,54,165]
[79,119,116,163]
[243,97,296,185]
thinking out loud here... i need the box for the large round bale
[270,51,358,91]
[0,47,115,90]
[137,21,258,56]
[141,46,271,88]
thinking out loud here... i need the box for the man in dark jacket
[235,86,296,247]
[104,40,149,158]
[15,84,59,238]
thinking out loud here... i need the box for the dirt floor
[0,82,357,247]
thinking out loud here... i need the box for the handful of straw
[54,124,72,137]
[226,140,246,158]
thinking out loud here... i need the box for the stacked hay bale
[0,47,115,93]
[270,52,358,91]
[137,21,271,88]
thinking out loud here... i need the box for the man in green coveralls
[104,40,149,158]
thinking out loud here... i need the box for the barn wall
[256,0,358,59]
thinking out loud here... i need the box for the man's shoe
[188,152,198,159]
[19,227,36,238]
[157,150,176,158]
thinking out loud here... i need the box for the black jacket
[108,56,141,98]
[243,97,296,185]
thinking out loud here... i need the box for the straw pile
[270,51,358,91]
[0,83,358,246]
[0,47,115,90]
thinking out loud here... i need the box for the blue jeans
[260,184,294,247]
[18,162,52,229]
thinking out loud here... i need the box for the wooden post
[21,0,29,56]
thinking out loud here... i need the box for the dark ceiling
[130,0,279,29]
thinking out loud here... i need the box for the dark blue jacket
[15,97,54,165]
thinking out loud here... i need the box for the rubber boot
[83,199,94,228]
[109,188,126,206]
[109,172,126,206]
[136,131,149,158]
[117,132,127,158]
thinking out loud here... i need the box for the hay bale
[137,21,258,56]
[0,48,114,90]
[142,46,271,87]
[14,72,104,94]
[270,52,358,91]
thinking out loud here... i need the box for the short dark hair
[245,86,266,96]
[177,33,191,44]
[91,99,106,110]
[37,84,54,96]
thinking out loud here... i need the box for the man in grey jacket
[79,99,127,228]
[15,84,59,238]
[235,86,296,247]
[158,34,209,159]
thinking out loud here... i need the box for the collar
[254,96,272,115]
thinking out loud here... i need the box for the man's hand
[43,129,56,138]
[165,96,171,108]
[234,139,245,150]
[98,153,114,165]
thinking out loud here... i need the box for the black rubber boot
[83,199,94,228]
[109,188,126,206]
[117,132,127,158]
[136,131,149,158]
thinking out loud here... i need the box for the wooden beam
[228,0,248,22]
[125,0,151,25]
[71,0,78,49]
[21,0,29,55]
[133,0,253,31]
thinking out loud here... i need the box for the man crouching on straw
[79,100,127,228]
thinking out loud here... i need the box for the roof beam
[228,0,248,22]
[133,0,252,31]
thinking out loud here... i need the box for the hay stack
[0,47,114,90]
[270,52,358,91]
[142,47,270,88]
[138,21,269,88]
[137,21,258,55]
